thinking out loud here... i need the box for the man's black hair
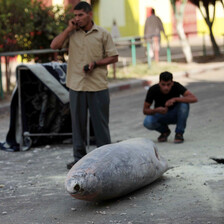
[159,71,173,82]
[74,1,92,12]
[151,8,155,15]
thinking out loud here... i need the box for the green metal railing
[146,41,151,67]
[166,40,172,63]
[131,38,137,66]
[115,35,172,67]
[117,31,209,68]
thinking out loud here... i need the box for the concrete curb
[1,63,224,115]
[109,79,151,93]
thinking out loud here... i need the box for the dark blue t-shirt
[145,81,187,109]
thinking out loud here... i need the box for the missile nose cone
[66,179,78,193]
[66,178,84,195]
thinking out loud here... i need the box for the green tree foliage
[0,0,73,53]
[0,0,73,92]
[0,0,33,52]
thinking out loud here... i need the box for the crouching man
[143,71,198,143]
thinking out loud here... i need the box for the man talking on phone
[50,2,118,169]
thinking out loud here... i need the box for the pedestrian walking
[144,8,167,60]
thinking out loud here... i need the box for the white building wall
[99,0,126,27]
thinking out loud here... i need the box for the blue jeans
[143,103,189,134]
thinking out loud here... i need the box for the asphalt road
[1,66,224,224]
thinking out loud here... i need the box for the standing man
[144,8,167,59]
[143,71,198,143]
[111,19,120,40]
[50,2,118,169]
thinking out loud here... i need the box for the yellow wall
[93,1,99,25]
[120,0,140,37]
[197,17,224,37]
[213,17,224,36]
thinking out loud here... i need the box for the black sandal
[174,133,184,143]
[158,130,171,142]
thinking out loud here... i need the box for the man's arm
[144,18,149,38]
[157,17,167,40]
[50,19,76,50]
[165,90,198,107]
[86,55,118,72]
[143,102,168,115]
[96,55,118,66]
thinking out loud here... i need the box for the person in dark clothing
[143,71,198,143]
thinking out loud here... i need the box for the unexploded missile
[65,138,168,201]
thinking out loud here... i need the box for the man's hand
[50,19,77,49]
[155,107,168,114]
[68,19,78,32]
[165,98,176,107]
[143,102,168,115]
[165,91,198,107]
[83,62,97,74]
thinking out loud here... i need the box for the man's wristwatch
[93,61,97,68]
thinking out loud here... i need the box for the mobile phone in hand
[83,64,90,73]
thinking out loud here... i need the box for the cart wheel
[22,136,32,151]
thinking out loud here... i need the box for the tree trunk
[208,24,221,56]
[171,0,193,63]
[202,3,221,56]
[176,22,193,63]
